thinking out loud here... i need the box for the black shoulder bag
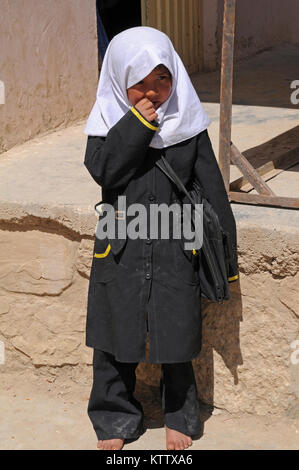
[155,155,232,303]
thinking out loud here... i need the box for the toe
[176,443,184,450]
[167,442,175,450]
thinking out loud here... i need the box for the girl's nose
[146,89,158,100]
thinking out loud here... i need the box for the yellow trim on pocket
[94,243,111,258]
[130,106,159,131]
[228,274,238,281]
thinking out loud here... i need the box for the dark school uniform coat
[84,106,239,364]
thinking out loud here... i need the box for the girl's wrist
[133,105,158,125]
[130,106,159,131]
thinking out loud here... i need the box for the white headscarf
[84,26,211,148]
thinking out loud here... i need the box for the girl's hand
[135,98,158,122]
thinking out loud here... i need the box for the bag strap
[155,154,205,242]
[155,155,199,207]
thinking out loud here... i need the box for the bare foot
[97,438,124,450]
[165,425,193,450]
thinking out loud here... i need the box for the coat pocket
[92,236,116,283]
[173,238,200,285]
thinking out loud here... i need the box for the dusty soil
[0,369,298,450]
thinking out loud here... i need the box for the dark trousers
[87,348,202,441]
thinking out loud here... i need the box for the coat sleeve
[193,129,239,282]
[84,106,159,190]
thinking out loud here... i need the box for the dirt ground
[0,369,298,450]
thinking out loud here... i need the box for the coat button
[148,194,156,201]
[145,273,151,280]
[146,237,152,245]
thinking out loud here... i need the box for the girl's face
[127,65,172,110]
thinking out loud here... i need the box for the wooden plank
[230,146,299,192]
[181,0,187,69]
[173,0,179,53]
[165,0,171,37]
[219,0,236,193]
[230,142,275,195]
[160,0,166,31]
[177,0,183,63]
[140,0,147,25]
[197,0,203,72]
[235,126,299,170]
[145,0,156,27]
[188,0,193,70]
[229,191,299,209]
[156,0,162,30]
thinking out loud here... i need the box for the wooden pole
[218,0,236,193]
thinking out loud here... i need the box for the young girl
[83,26,238,451]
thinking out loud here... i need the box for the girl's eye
[158,75,168,80]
